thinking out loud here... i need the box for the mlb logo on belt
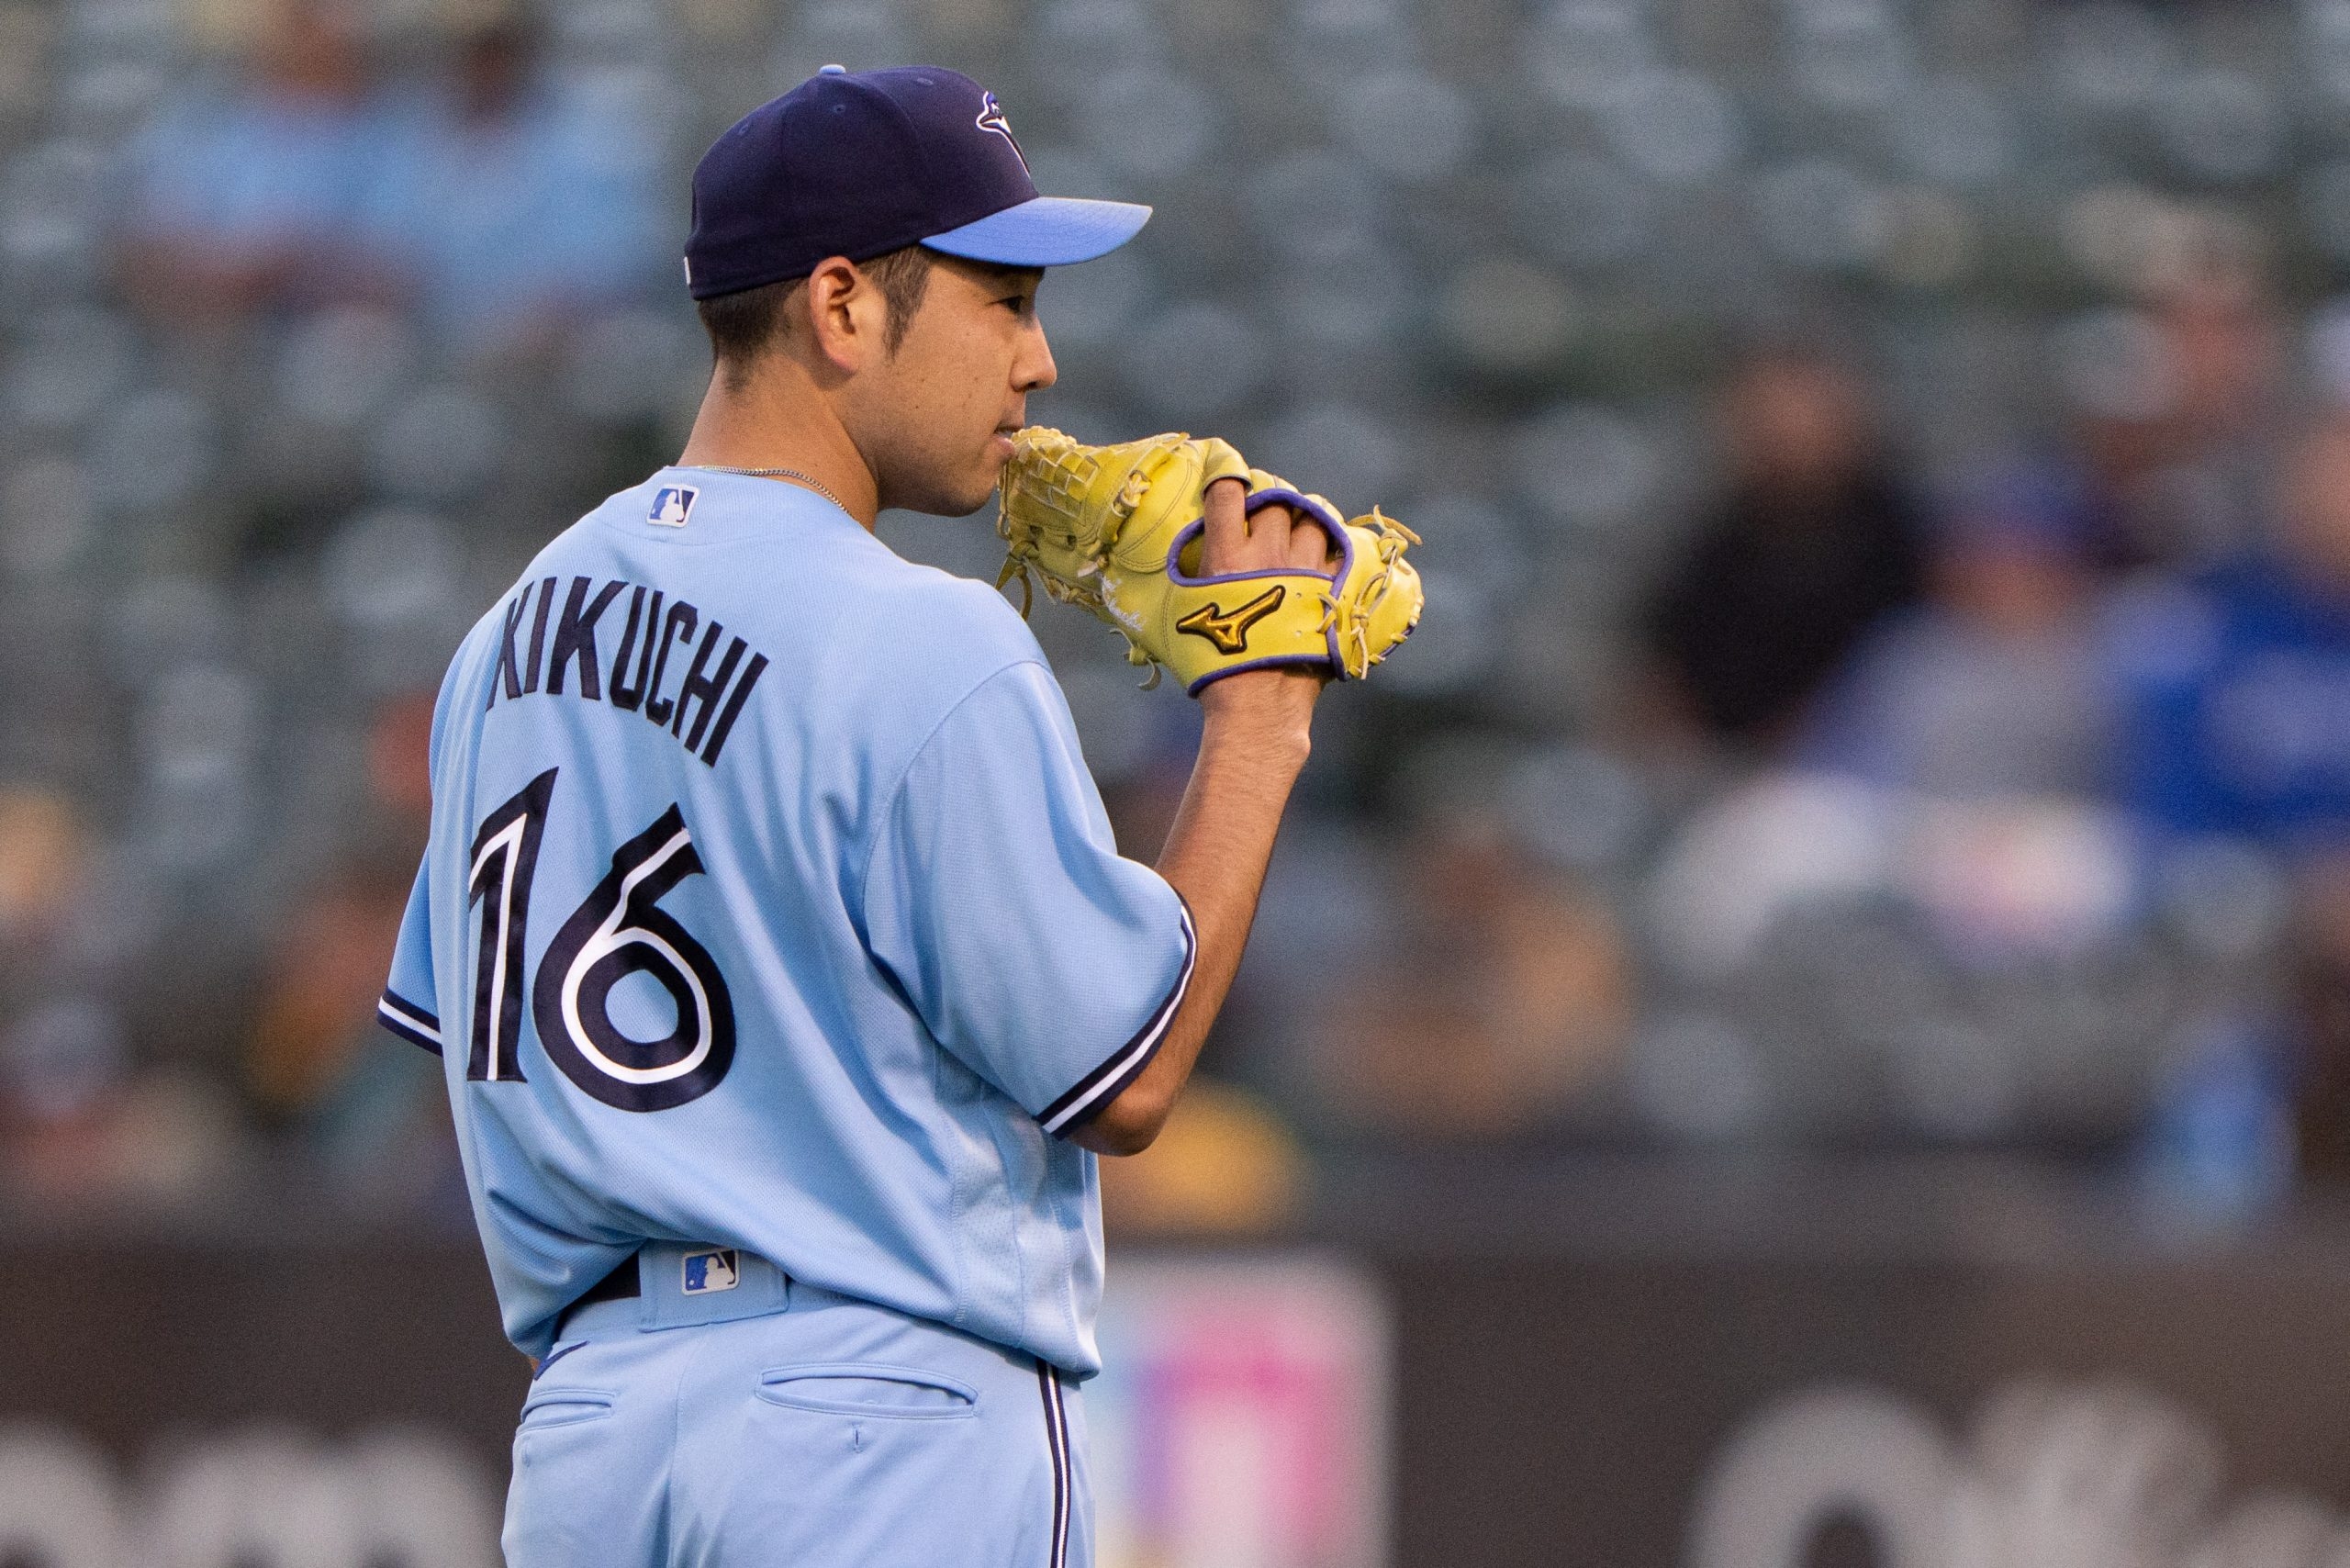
[681,1249,739,1295]
[650,486,699,528]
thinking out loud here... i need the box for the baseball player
[377,65,1350,1567]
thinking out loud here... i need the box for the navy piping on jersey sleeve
[377,989,443,1055]
[1037,896,1197,1137]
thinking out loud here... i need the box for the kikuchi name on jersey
[488,577,770,767]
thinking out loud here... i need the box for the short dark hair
[696,245,935,381]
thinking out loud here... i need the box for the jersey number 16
[466,767,737,1113]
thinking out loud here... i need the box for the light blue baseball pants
[503,1246,1089,1567]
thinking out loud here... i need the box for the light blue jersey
[381,469,1194,1374]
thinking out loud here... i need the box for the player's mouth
[990,421,1023,458]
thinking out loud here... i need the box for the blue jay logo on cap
[650,485,699,528]
[682,1249,740,1294]
[975,91,1029,172]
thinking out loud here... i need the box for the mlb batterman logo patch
[651,486,699,528]
[682,1249,740,1294]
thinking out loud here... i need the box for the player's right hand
[1194,477,1331,730]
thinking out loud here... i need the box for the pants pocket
[507,1385,639,1568]
[518,1387,618,1431]
[755,1362,979,1419]
[699,1359,1026,1566]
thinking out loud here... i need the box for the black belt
[556,1252,642,1334]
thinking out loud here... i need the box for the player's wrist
[1196,669,1319,766]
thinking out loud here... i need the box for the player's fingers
[1248,501,1296,572]
[1289,515,1338,573]
[1201,477,1249,576]
[1222,498,1293,575]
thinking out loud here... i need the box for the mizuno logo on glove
[1176,586,1286,655]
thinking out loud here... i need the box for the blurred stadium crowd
[8,0,2350,1228]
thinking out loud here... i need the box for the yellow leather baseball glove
[995,426,1423,694]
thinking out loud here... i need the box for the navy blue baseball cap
[684,65,1150,300]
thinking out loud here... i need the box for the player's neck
[677,365,881,529]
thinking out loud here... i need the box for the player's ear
[802,255,882,375]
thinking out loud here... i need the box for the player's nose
[1015,319,1057,395]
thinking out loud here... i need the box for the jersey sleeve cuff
[1036,896,1196,1137]
[378,988,444,1055]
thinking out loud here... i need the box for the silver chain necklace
[685,465,850,515]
